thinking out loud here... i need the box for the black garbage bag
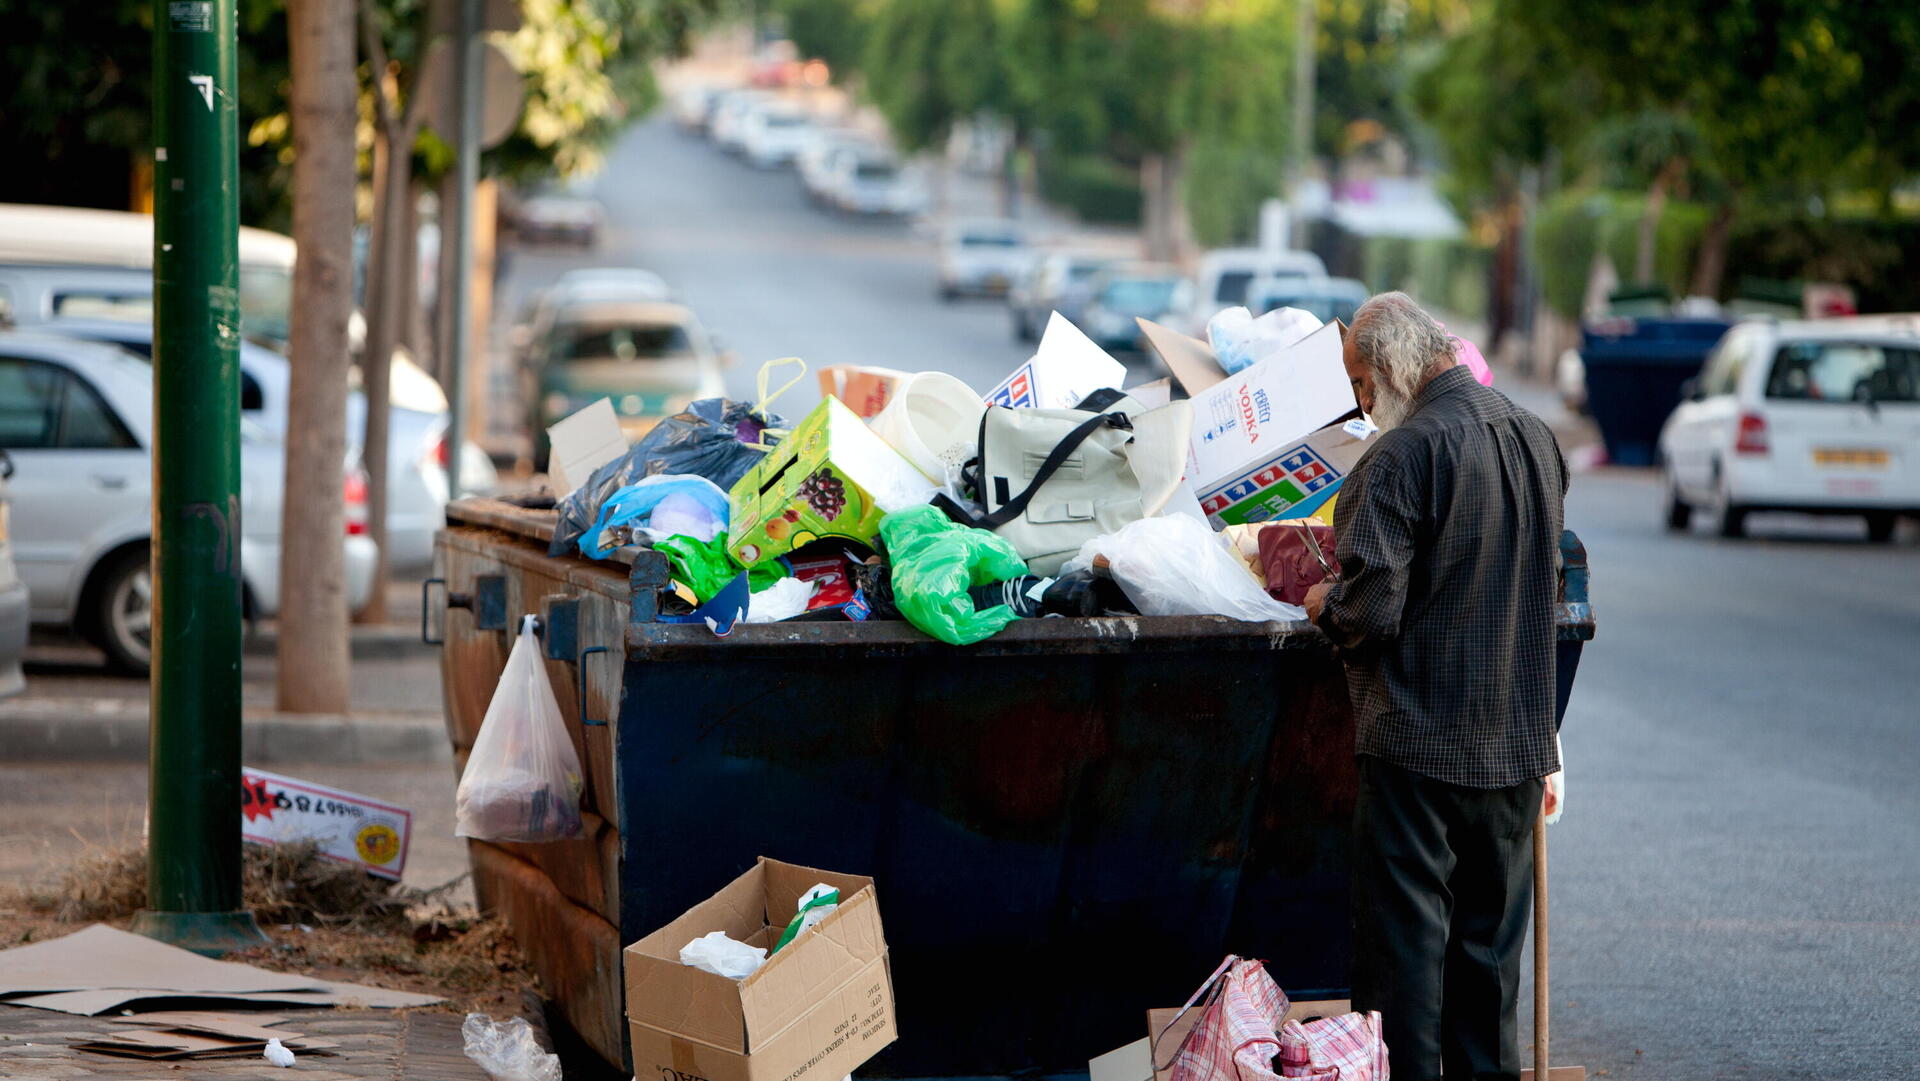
[549,398,786,557]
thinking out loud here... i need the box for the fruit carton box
[727,396,933,567]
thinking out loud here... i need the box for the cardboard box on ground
[1137,318,1372,530]
[624,858,897,1081]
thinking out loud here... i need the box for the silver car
[0,455,25,697]
[0,332,377,671]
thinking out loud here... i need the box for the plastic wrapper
[549,397,786,557]
[771,883,840,954]
[462,1013,562,1081]
[1064,516,1305,623]
[1206,305,1325,375]
[879,505,1030,645]
[455,617,585,842]
[744,576,815,622]
[580,474,730,559]
[680,931,768,979]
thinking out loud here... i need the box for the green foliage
[1184,138,1285,249]
[1531,189,1715,318]
[1354,234,1489,320]
[1034,153,1140,225]
[1312,0,1470,160]
[773,0,877,77]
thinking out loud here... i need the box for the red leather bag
[1257,520,1340,605]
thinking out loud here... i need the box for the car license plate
[1813,447,1889,468]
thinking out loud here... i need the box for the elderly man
[1304,293,1567,1081]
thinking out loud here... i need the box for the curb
[0,698,451,765]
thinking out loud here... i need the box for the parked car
[1078,264,1195,353]
[1187,248,1328,333]
[1660,318,1920,540]
[709,91,771,153]
[43,318,490,571]
[511,267,676,364]
[0,332,377,671]
[739,103,814,168]
[1244,274,1368,326]
[0,203,295,349]
[825,153,926,217]
[526,301,727,469]
[672,85,724,132]
[797,131,878,203]
[1008,252,1114,342]
[0,455,25,698]
[937,220,1032,301]
[509,184,605,248]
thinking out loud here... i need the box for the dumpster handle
[578,645,610,727]
[420,578,473,646]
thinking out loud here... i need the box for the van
[1188,247,1328,334]
[0,203,295,348]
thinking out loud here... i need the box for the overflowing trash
[536,307,1406,644]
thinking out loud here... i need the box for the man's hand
[1304,580,1333,625]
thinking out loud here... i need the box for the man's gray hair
[1348,292,1456,401]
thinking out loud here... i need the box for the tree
[279,0,359,711]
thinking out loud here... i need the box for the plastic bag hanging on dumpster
[1065,516,1305,622]
[879,505,1030,645]
[455,616,585,842]
[549,397,788,557]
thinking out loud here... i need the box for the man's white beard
[1370,381,1416,431]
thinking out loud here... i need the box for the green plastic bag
[879,505,1030,645]
[657,534,785,602]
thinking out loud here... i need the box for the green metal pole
[130,0,267,955]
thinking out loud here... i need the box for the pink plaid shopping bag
[1162,957,1290,1081]
[1276,1010,1389,1081]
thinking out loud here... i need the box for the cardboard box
[728,396,934,567]
[985,312,1128,409]
[816,365,909,420]
[625,858,897,1081]
[1138,318,1374,528]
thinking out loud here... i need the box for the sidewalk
[0,578,449,765]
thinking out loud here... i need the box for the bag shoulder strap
[974,408,1133,529]
[1077,387,1131,413]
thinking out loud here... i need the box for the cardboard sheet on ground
[0,924,441,1014]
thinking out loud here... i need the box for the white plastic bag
[743,577,816,623]
[462,1013,562,1081]
[456,616,586,842]
[680,931,768,979]
[1065,516,1305,622]
[1207,305,1325,375]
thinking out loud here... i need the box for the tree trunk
[355,125,408,623]
[1163,143,1193,267]
[277,0,356,713]
[1141,154,1169,262]
[1634,156,1685,287]
[1688,201,1736,301]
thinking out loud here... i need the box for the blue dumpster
[1580,317,1732,466]
[429,500,1593,1076]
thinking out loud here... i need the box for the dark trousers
[1350,756,1542,1081]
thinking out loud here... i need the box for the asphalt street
[500,117,1920,1079]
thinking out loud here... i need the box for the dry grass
[2,840,536,1014]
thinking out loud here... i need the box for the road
[496,116,1920,1080]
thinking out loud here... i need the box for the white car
[1660,318,1920,541]
[0,458,26,697]
[45,319,493,572]
[937,219,1032,300]
[798,131,877,202]
[739,104,814,168]
[827,153,926,218]
[1187,248,1328,334]
[0,332,377,671]
[709,91,771,154]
